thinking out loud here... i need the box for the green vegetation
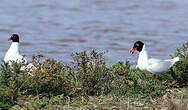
[171,43,188,84]
[0,43,187,109]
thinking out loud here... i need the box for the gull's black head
[8,34,19,42]
[130,41,144,54]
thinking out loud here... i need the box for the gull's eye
[136,43,139,46]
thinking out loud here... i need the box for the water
[0,0,187,65]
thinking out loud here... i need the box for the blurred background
[0,0,187,64]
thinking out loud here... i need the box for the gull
[130,41,179,74]
[4,34,27,65]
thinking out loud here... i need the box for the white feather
[4,42,27,65]
[136,45,179,74]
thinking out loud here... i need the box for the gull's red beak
[7,36,13,41]
[130,48,136,54]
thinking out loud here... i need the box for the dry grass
[9,88,188,110]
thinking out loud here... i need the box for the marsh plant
[70,50,114,96]
[0,43,187,109]
[171,42,188,84]
[0,57,71,109]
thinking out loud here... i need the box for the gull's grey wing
[146,60,172,74]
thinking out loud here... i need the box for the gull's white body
[4,42,27,65]
[136,45,179,74]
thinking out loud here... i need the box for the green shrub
[0,62,24,109]
[71,50,114,96]
[23,59,69,96]
[0,59,71,109]
[171,42,188,83]
[0,88,13,109]
[112,67,167,98]
[112,61,131,76]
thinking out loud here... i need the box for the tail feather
[172,57,180,62]
[168,57,180,66]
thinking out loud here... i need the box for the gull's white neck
[7,42,19,54]
[137,45,148,69]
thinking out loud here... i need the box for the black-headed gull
[130,41,179,74]
[4,34,27,65]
